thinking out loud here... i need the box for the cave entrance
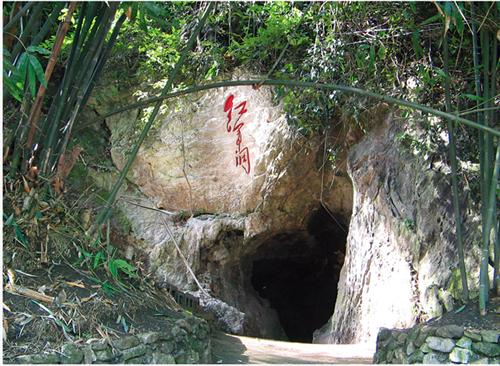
[250,206,348,343]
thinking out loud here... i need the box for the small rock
[184,350,200,364]
[175,353,188,364]
[387,338,399,351]
[472,342,500,357]
[171,325,188,338]
[420,343,432,353]
[176,318,193,333]
[480,330,499,344]
[407,326,420,344]
[426,336,456,353]
[393,348,408,363]
[159,341,175,354]
[61,343,84,364]
[436,324,464,339]
[456,336,473,349]
[83,346,97,364]
[415,326,435,347]
[471,357,489,364]
[449,347,474,363]
[408,350,424,364]
[423,351,448,364]
[125,354,152,364]
[397,332,408,344]
[386,349,394,363]
[138,331,160,344]
[464,330,482,341]
[374,348,388,363]
[421,325,437,337]
[90,340,109,351]
[152,352,176,364]
[113,335,140,350]
[406,341,416,356]
[377,327,393,343]
[121,344,147,361]
[95,348,114,362]
[16,353,60,364]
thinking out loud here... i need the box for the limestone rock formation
[95,70,481,344]
[95,71,352,339]
[313,112,482,345]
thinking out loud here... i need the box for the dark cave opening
[250,207,348,343]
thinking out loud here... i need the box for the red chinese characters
[224,94,251,174]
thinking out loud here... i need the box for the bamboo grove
[3,2,499,316]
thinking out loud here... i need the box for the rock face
[313,113,482,344]
[96,71,353,340]
[104,71,351,228]
[96,71,482,344]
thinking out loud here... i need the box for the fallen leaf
[22,176,31,193]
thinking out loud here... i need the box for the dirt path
[211,332,375,364]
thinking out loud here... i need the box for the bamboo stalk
[11,2,45,61]
[92,2,216,231]
[102,79,500,137]
[25,2,78,151]
[3,2,34,33]
[55,5,119,170]
[480,144,500,315]
[63,4,106,112]
[40,3,100,170]
[490,6,498,296]
[495,220,499,295]
[478,7,492,314]
[80,13,127,109]
[40,4,92,173]
[443,33,469,302]
[471,2,486,224]
[5,284,55,304]
[29,2,66,47]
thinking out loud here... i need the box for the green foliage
[3,49,23,102]
[3,213,29,249]
[3,46,49,101]
[403,218,416,232]
[75,232,138,286]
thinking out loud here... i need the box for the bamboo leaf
[28,54,48,88]
[412,31,423,58]
[4,213,15,226]
[27,45,51,56]
[419,14,441,27]
[112,259,137,277]
[93,251,105,269]
[108,260,118,279]
[369,46,376,72]
[28,62,36,97]
[3,77,23,102]
[17,52,29,81]
[14,227,29,249]
[462,93,485,102]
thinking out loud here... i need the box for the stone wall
[12,317,211,364]
[374,325,500,364]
